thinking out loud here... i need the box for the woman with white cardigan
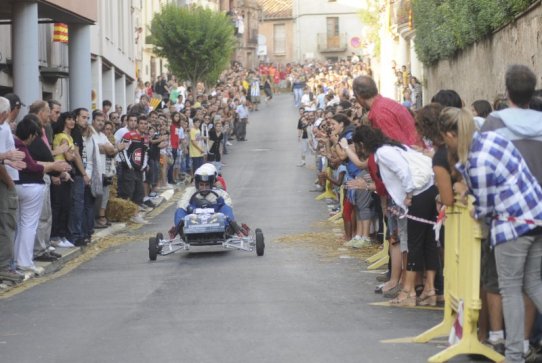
[351,125,438,307]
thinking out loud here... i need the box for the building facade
[91,0,140,112]
[0,0,97,112]
[293,0,364,62]
[257,0,295,65]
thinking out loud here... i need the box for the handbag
[89,137,103,198]
[403,148,434,190]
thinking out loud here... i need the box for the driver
[171,163,243,238]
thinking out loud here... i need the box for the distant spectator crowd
[289,59,542,362]
[0,65,265,283]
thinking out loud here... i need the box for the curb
[0,187,177,293]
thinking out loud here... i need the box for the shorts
[354,189,374,221]
[481,238,499,293]
[147,159,160,186]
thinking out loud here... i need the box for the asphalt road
[1,95,479,363]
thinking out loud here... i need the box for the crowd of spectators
[293,59,542,362]
[0,65,263,283]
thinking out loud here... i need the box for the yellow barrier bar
[316,167,337,201]
[411,197,504,363]
[328,186,344,222]
[366,239,388,263]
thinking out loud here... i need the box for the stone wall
[423,2,542,106]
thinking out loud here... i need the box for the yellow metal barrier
[412,197,504,363]
[328,186,344,222]
[366,239,389,270]
[315,168,337,201]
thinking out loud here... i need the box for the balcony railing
[317,33,347,53]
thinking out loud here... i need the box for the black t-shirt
[297,118,308,139]
[207,128,223,162]
[148,132,161,161]
[71,126,84,176]
[432,144,457,182]
[27,135,60,178]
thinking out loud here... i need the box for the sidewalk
[0,186,179,293]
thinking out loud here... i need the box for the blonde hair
[438,107,476,164]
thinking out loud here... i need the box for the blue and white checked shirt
[456,131,542,246]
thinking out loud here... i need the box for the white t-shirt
[0,122,18,181]
[92,129,112,175]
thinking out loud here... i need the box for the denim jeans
[68,175,85,241]
[83,185,95,239]
[167,148,177,183]
[495,235,542,362]
[293,88,303,108]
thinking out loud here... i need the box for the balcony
[390,0,412,29]
[317,33,347,53]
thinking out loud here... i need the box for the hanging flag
[53,23,69,43]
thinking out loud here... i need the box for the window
[273,24,286,54]
[326,17,339,37]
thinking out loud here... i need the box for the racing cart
[148,191,265,261]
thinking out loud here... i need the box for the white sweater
[375,145,433,211]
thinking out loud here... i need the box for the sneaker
[50,237,61,247]
[17,265,45,276]
[148,192,158,198]
[139,204,152,212]
[352,237,372,249]
[296,161,306,167]
[58,237,76,248]
[484,339,505,355]
[226,141,233,146]
[525,345,540,362]
[0,269,25,283]
[344,235,362,247]
[33,253,58,262]
[130,215,148,224]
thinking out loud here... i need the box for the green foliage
[413,0,537,64]
[149,4,236,86]
[358,0,383,58]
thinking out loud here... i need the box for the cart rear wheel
[149,237,158,261]
[255,228,265,256]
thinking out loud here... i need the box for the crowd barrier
[315,168,337,201]
[409,196,504,362]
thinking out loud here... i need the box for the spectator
[0,96,26,282]
[480,64,542,360]
[117,114,149,224]
[50,112,77,248]
[68,108,93,246]
[14,115,67,274]
[352,75,420,146]
[90,110,116,229]
[352,125,438,307]
[442,105,542,362]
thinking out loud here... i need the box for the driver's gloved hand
[169,221,184,239]
[230,221,244,237]
[168,226,177,239]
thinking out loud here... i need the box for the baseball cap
[3,93,25,110]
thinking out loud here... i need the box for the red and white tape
[387,206,447,241]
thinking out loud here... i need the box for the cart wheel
[255,228,265,256]
[149,237,158,261]
[156,233,164,252]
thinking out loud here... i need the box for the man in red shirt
[353,76,420,146]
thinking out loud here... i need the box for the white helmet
[194,163,217,192]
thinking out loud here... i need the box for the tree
[148,4,236,92]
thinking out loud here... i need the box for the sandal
[383,283,403,299]
[417,289,437,306]
[390,290,417,307]
[95,217,108,229]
